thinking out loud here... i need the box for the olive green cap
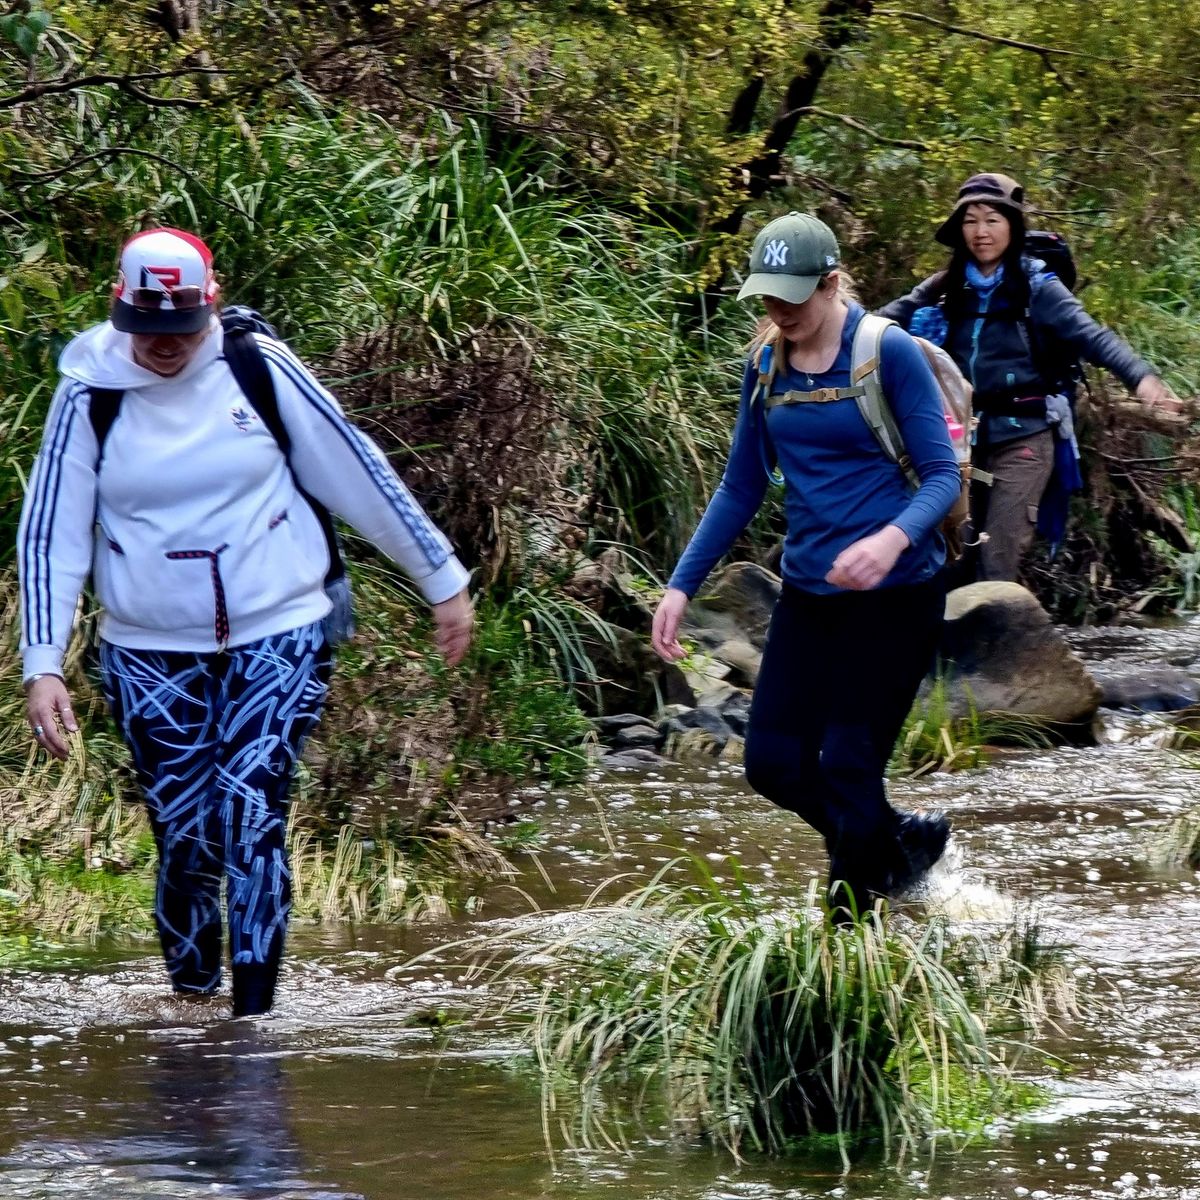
[736,212,840,305]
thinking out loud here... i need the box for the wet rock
[1099,667,1200,713]
[612,723,662,751]
[660,706,736,741]
[718,691,752,739]
[719,737,745,765]
[600,747,667,770]
[657,703,693,722]
[692,680,742,711]
[713,638,762,687]
[665,727,727,761]
[681,562,781,653]
[595,712,655,734]
[935,582,1102,726]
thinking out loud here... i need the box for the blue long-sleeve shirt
[668,303,961,597]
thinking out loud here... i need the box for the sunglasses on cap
[127,284,206,310]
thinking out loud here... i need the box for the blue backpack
[87,306,354,643]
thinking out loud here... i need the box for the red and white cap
[110,228,219,335]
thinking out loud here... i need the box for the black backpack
[88,306,354,643]
[1022,230,1085,397]
[1025,230,1077,293]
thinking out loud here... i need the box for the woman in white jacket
[18,228,474,1016]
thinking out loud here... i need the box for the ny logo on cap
[762,239,789,268]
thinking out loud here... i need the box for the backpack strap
[223,326,345,586]
[88,388,124,465]
[850,313,921,491]
[752,333,785,486]
[754,332,781,406]
[223,326,290,453]
[765,385,865,408]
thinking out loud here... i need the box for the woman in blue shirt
[652,213,961,918]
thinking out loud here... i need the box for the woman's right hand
[1137,374,1184,414]
[651,588,690,662]
[25,675,78,760]
[432,588,475,667]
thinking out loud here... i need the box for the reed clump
[895,678,1055,775]
[444,862,1072,1167]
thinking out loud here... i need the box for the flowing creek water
[3,618,1200,1199]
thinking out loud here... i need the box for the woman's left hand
[1137,375,1184,414]
[825,525,910,591]
[433,589,474,666]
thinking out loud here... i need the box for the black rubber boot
[231,961,279,1017]
[890,810,951,897]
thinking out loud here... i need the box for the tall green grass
[4,109,742,565]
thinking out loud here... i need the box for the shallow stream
[2,619,1200,1199]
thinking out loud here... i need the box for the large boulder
[936,582,1102,725]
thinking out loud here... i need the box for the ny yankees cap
[736,212,840,305]
[110,228,219,335]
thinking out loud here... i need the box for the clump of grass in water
[443,860,1065,1168]
[287,802,514,925]
[951,905,1081,1036]
[895,677,1055,775]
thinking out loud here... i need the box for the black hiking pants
[743,575,945,903]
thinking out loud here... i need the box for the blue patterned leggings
[100,622,332,998]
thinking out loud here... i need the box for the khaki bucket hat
[935,173,1026,247]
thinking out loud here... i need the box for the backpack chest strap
[764,384,866,409]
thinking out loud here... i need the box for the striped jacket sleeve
[17,381,101,682]
[257,338,471,604]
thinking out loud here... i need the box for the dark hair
[939,202,1029,322]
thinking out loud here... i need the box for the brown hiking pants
[973,429,1055,582]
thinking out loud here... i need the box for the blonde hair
[749,268,859,351]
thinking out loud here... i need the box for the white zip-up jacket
[18,320,470,681]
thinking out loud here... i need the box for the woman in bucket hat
[880,172,1179,582]
[652,212,962,919]
[18,228,474,1016]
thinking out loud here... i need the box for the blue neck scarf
[965,260,1005,294]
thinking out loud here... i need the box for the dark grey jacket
[879,262,1154,445]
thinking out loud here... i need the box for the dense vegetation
[3,0,1200,928]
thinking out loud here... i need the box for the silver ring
[33,724,44,738]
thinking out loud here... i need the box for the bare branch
[874,8,1100,58]
[780,105,928,150]
[6,146,257,221]
[1,66,225,110]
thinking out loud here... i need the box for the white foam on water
[897,836,1016,924]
